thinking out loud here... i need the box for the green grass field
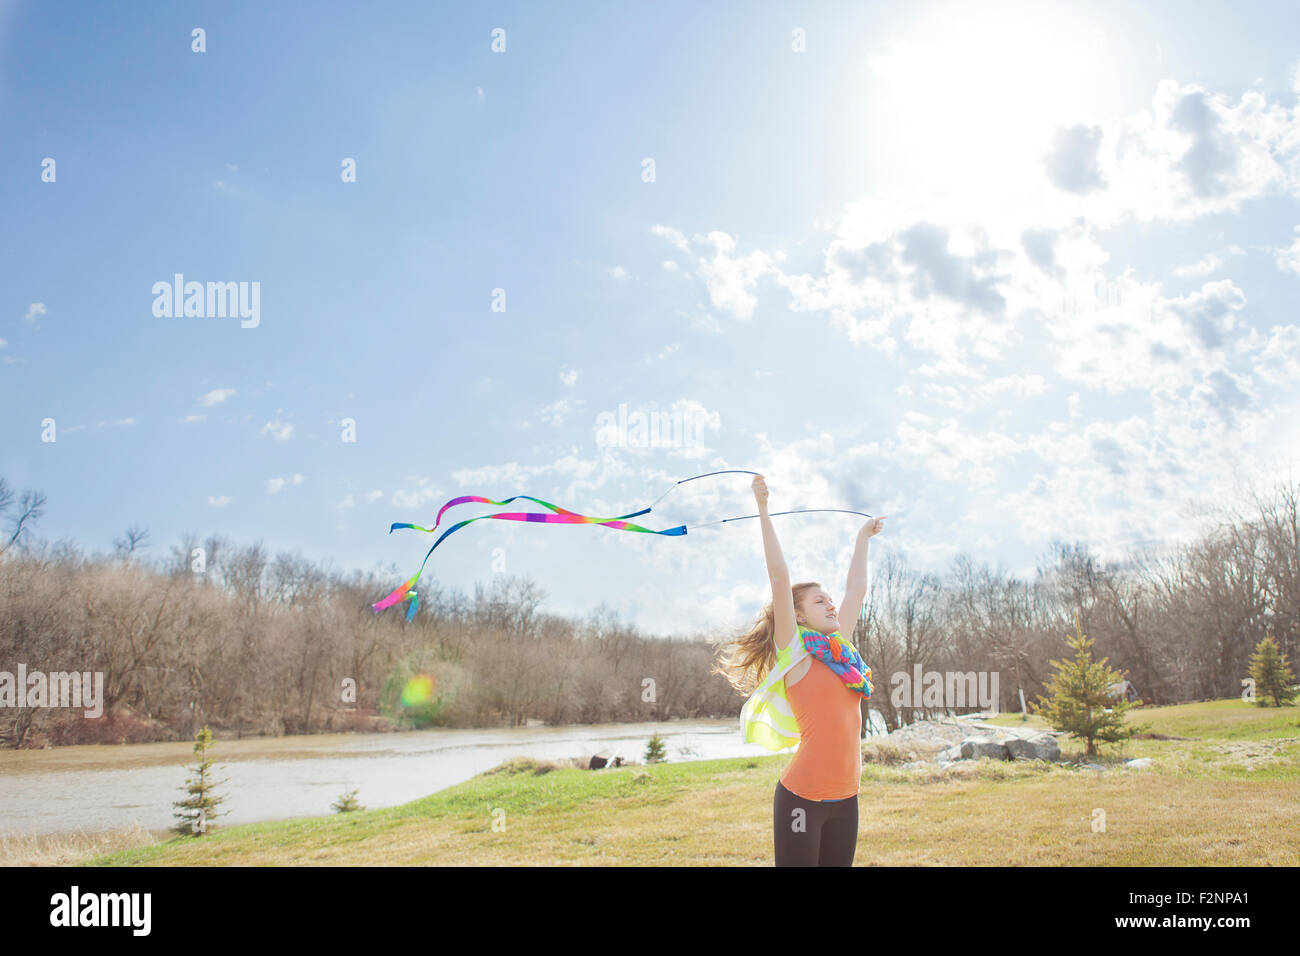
[54,699,1300,866]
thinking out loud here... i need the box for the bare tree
[863,547,944,729]
[1241,477,1300,666]
[1,485,47,555]
[113,524,151,558]
[472,575,547,640]
[167,531,201,576]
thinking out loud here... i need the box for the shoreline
[0,716,743,774]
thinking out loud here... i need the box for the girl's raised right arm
[753,475,796,649]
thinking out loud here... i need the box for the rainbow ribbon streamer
[372,472,876,621]
[371,495,686,619]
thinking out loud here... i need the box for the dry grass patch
[0,824,165,867]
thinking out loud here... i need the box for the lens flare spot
[401,674,436,707]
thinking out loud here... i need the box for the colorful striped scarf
[798,625,873,698]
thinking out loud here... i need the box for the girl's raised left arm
[840,516,886,632]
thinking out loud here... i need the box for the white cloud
[112,417,135,426]
[24,303,45,324]
[365,490,385,503]
[695,231,777,320]
[608,265,631,280]
[649,75,1300,363]
[538,397,581,426]
[1173,253,1223,277]
[392,479,440,510]
[1173,245,1245,278]
[560,367,578,386]
[199,388,236,406]
[208,495,232,507]
[451,454,606,501]
[338,494,355,509]
[1253,323,1300,387]
[651,224,690,252]
[996,400,1245,553]
[1047,277,1252,398]
[261,416,293,441]
[922,374,1049,410]
[267,473,304,495]
[1075,79,1300,225]
[889,415,1026,488]
[1274,226,1300,275]
[181,414,206,423]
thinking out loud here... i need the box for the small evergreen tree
[1036,613,1146,757]
[172,725,228,836]
[331,788,365,813]
[1246,633,1298,707]
[644,732,667,764]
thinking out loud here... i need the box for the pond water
[0,712,890,837]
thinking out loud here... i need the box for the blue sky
[4,0,1300,636]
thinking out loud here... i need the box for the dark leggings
[773,780,859,866]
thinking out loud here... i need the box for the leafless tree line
[1,474,1297,747]
[0,519,728,746]
[856,477,1300,729]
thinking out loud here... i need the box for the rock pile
[877,715,1063,768]
[941,732,1060,765]
[876,717,1160,772]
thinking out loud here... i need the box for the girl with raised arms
[714,475,885,866]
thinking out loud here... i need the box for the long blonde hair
[712,581,823,696]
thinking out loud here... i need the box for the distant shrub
[644,733,667,764]
[331,788,365,813]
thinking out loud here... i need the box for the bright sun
[862,3,1129,204]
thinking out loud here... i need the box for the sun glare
[863,5,1126,206]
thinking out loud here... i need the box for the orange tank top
[778,655,863,800]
